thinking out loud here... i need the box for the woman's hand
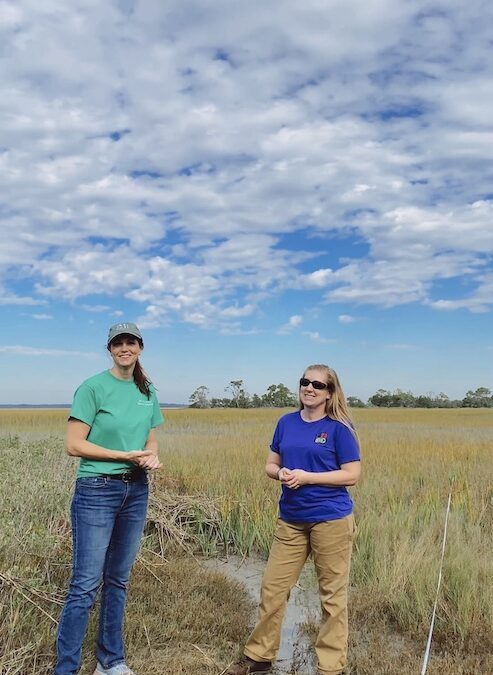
[281,462,361,489]
[281,468,309,489]
[126,449,154,465]
[277,467,290,483]
[133,452,163,471]
[133,429,162,471]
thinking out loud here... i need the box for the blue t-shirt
[270,411,360,523]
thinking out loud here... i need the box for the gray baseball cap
[107,322,143,345]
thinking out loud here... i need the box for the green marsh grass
[1,407,492,673]
[156,407,493,671]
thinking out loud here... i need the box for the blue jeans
[54,472,149,675]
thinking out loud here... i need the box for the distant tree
[462,387,493,408]
[368,388,486,408]
[392,390,416,408]
[262,384,298,408]
[210,397,231,408]
[368,389,393,407]
[433,392,449,408]
[188,385,211,408]
[347,396,366,408]
[368,389,416,407]
[225,380,251,408]
[415,394,433,408]
[430,392,460,408]
[236,390,252,408]
[225,380,244,407]
[251,393,263,408]
[448,399,462,408]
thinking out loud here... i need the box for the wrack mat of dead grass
[0,465,254,675]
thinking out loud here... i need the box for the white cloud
[428,274,493,313]
[1,0,492,325]
[0,2,23,28]
[303,331,336,344]
[297,269,334,290]
[77,303,112,313]
[278,314,303,334]
[0,345,99,357]
[323,251,486,308]
[338,314,355,324]
[0,288,46,306]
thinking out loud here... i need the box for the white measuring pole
[420,491,452,675]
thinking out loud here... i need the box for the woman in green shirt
[53,323,164,675]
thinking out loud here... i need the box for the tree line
[365,387,493,408]
[189,382,493,409]
[189,381,298,408]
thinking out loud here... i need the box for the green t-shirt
[69,370,164,477]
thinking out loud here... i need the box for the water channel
[203,556,321,674]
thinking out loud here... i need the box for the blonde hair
[300,364,357,437]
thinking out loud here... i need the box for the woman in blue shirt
[226,364,361,675]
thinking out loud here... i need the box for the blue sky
[1,0,492,404]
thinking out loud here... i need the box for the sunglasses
[299,378,329,390]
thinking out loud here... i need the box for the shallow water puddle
[203,555,320,674]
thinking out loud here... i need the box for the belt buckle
[122,471,133,483]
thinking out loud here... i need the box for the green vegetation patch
[0,427,253,675]
[1,408,493,674]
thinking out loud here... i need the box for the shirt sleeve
[69,383,98,427]
[334,422,361,465]
[150,388,164,428]
[269,419,282,454]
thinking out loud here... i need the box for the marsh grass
[0,422,253,675]
[1,407,492,673]
[155,407,493,671]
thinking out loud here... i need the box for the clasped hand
[127,449,163,471]
[278,467,308,489]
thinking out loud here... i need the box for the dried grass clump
[147,481,225,556]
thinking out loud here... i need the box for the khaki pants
[244,515,355,674]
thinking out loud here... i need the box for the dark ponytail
[133,357,152,398]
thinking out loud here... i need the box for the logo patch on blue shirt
[315,432,328,444]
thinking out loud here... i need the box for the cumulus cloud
[428,273,493,313]
[1,0,492,327]
[0,286,46,306]
[278,314,303,334]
